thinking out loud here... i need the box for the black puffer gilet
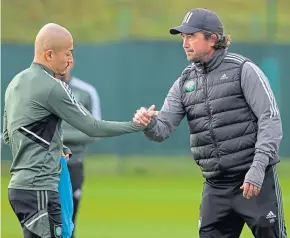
[180,49,257,178]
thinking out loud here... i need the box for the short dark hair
[202,31,231,49]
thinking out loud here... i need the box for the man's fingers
[61,153,69,160]
[134,111,151,126]
[242,183,250,198]
[136,110,151,122]
[136,109,151,119]
[133,118,141,125]
[148,110,157,117]
[137,106,155,119]
[136,111,150,123]
[133,106,155,126]
[242,183,261,199]
[148,105,155,111]
[135,107,146,116]
[143,112,152,120]
[133,118,148,126]
[253,186,260,196]
[247,184,254,198]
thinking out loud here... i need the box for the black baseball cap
[170,8,223,35]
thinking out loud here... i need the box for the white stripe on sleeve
[247,62,279,118]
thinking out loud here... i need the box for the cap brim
[169,25,202,35]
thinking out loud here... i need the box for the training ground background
[1,155,289,238]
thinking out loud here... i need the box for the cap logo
[182,12,193,24]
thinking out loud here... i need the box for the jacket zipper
[202,74,220,160]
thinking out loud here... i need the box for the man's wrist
[145,117,157,131]
[244,177,261,188]
[252,152,269,167]
[244,153,269,189]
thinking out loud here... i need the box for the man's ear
[210,34,218,47]
[45,49,53,61]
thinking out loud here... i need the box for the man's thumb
[148,105,155,111]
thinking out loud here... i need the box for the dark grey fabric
[180,49,257,178]
[199,166,287,238]
[170,8,223,35]
[145,48,281,180]
[8,189,62,238]
[67,162,84,238]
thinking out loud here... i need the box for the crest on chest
[183,80,196,93]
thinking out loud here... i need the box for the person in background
[60,62,102,237]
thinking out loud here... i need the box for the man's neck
[195,48,226,73]
[33,57,53,70]
[32,58,56,76]
[202,49,216,63]
[191,49,216,65]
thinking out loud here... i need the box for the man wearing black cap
[133,8,287,238]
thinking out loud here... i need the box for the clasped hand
[133,105,159,126]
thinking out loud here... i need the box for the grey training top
[145,57,282,179]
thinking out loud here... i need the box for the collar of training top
[195,48,227,73]
[31,62,56,77]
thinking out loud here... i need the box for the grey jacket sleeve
[241,61,282,188]
[62,87,102,144]
[47,81,145,137]
[144,78,186,142]
[241,61,282,160]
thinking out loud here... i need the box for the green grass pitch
[1,155,289,238]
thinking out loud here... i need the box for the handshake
[133,105,159,126]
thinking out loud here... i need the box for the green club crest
[184,81,196,93]
[54,225,62,237]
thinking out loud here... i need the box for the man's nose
[69,57,74,65]
[183,39,189,49]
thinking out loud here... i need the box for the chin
[187,57,195,62]
[60,70,67,76]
